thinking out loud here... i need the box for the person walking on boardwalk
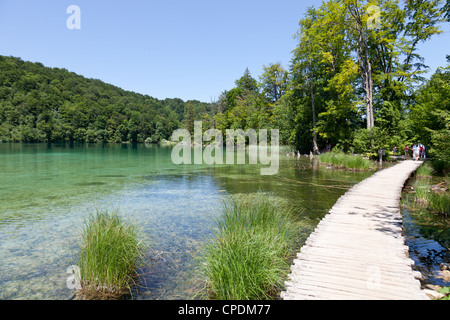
[393,145,397,157]
[404,145,409,158]
[420,144,426,160]
[413,144,420,161]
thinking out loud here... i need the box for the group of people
[393,143,426,161]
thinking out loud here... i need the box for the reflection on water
[0,143,374,300]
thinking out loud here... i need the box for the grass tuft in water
[410,173,449,215]
[201,193,301,300]
[319,152,374,170]
[429,193,450,215]
[76,209,144,300]
[413,178,432,205]
[416,163,435,178]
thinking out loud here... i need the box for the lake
[0,143,440,300]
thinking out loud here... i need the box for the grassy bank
[318,152,374,171]
[76,210,144,300]
[201,193,301,300]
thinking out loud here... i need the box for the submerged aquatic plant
[76,209,144,300]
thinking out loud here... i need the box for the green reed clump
[413,178,432,205]
[319,152,373,170]
[202,193,300,300]
[77,210,143,300]
[409,169,449,215]
[429,192,450,215]
[416,162,435,178]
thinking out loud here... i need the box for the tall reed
[410,168,449,215]
[319,152,374,170]
[413,178,432,205]
[76,210,143,299]
[416,162,435,178]
[201,193,301,300]
[429,193,450,215]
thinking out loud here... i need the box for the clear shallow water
[403,207,450,288]
[0,143,375,300]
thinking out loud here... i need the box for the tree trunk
[309,59,320,154]
[358,22,374,129]
[348,2,375,130]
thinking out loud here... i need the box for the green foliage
[184,101,196,135]
[280,0,447,153]
[201,193,301,300]
[235,68,259,94]
[2,0,449,157]
[351,127,400,159]
[410,63,450,165]
[259,63,289,103]
[0,56,210,143]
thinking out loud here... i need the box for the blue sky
[0,0,449,102]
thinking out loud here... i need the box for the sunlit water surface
[0,143,445,300]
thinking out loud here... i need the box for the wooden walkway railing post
[281,160,429,300]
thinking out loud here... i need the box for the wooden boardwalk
[281,160,430,300]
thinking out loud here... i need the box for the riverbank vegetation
[318,152,374,171]
[402,163,449,299]
[406,164,449,216]
[76,210,144,300]
[192,0,449,166]
[0,55,209,144]
[201,193,302,300]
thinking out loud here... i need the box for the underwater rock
[440,263,450,271]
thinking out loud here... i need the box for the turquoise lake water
[1,143,445,300]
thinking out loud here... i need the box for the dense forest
[196,0,449,167]
[0,55,210,144]
[0,0,449,168]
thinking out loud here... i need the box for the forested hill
[0,55,209,143]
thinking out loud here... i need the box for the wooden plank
[284,276,427,300]
[290,259,423,285]
[289,265,423,295]
[295,250,416,272]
